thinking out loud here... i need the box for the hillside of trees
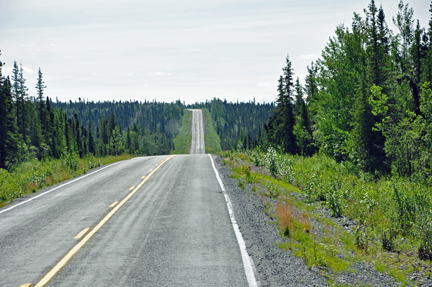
[259,0,432,183]
[3,0,431,183]
[0,54,273,170]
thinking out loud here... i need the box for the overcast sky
[0,0,430,104]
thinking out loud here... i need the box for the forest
[0,0,431,182]
[0,56,273,171]
[259,0,432,183]
[215,2,432,282]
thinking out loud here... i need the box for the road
[189,109,205,154]
[0,110,256,286]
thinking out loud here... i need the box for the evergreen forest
[2,0,432,283]
[260,0,432,183]
[0,54,273,171]
[1,0,432,187]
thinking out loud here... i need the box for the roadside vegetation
[202,109,222,154]
[172,109,192,154]
[0,153,133,208]
[221,148,432,286]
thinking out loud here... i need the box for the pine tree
[294,77,303,117]
[88,121,95,155]
[36,68,49,143]
[126,126,131,153]
[0,52,19,169]
[274,55,297,154]
[74,113,83,157]
[393,0,415,74]
[366,2,391,92]
[421,1,432,84]
[18,64,29,143]
[305,61,318,105]
[64,114,71,153]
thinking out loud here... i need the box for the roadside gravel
[212,155,402,286]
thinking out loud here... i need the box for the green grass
[172,109,192,154]
[202,108,221,154]
[220,149,432,285]
[0,153,134,208]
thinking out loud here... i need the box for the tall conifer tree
[0,52,18,169]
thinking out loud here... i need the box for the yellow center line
[141,176,146,179]
[34,155,175,287]
[149,169,153,172]
[129,186,135,191]
[109,201,119,208]
[74,228,90,239]
[20,284,32,287]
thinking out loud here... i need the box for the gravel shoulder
[212,154,403,287]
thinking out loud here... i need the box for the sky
[0,0,430,104]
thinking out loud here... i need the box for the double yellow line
[33,155,175,287]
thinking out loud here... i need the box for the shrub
[381,230,396,252]
[264,147,278,176]
[419,228,432,261]
[326,182,344,217]
[353,225,369,253]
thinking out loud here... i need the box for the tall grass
[0,153,134,208]
[231,148,432,261]
[276,202,294,236]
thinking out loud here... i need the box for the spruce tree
[278,55,297,154]
[74,113,83,157]
[421,2,432,84]
[88,121,95,155]
[294,77,303,117]
[18,64,29,143]
[36,68,49,143]
[393,0,414,74]
[0,53,19,169]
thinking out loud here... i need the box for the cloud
[22,66,35,73]
[3,65,34,74]
[145,72,171,76]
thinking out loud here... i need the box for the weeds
[326,183,344,217]
[0,154,133,207]
[353,226,369,253]
[222,148,432,284]
[260,194,272,217]
[238,179,246,191]
[418,228,432,261]
[381,230,396,252]
[276,202,294,236]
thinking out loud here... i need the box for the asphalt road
[189,109,205,154]
[0,110,255,286]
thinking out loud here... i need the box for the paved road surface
[189,109,205,154]
[0,110,256,286]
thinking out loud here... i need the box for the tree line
[0,54,184,169]
[260,0,432,182]
[190,98,274,150]
[0,52,274,170]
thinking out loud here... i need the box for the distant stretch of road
[0,110,256,286]
[189,109,205,154]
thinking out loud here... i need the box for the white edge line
[0,160,127,215]
[208,154,258,287]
